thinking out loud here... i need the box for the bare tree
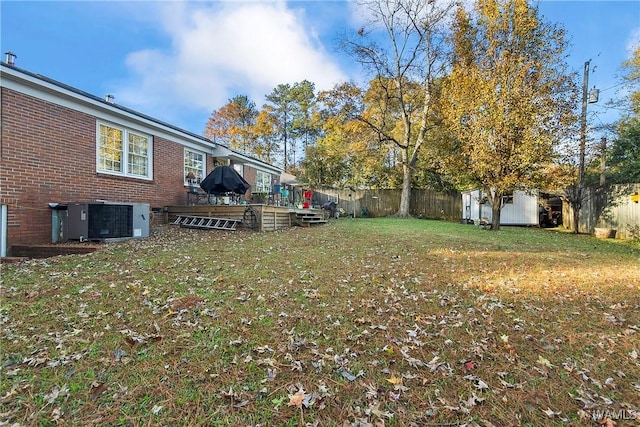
[341,0,455,217]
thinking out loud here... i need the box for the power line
[599,76,640,93]
[590,103,634,113]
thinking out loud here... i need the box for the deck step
[172,215,240,231]
[294,211,327,226]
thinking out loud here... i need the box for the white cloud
[115,1,348,131]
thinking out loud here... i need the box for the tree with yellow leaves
[204,95,258,154]
[307,81,412,189]
[440,0,578,230]
[607,45,640,184]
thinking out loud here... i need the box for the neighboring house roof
[0,61,281,174]
[280,172,304,186]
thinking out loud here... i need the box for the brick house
[0,60,282,257]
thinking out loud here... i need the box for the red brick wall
[0,88,196,252]
[243,165,257,194]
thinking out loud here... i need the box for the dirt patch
[170,295,206,310]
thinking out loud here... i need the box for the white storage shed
[461,189,540,226]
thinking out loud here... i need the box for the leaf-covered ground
[1,218,639,426]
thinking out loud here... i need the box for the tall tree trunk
[397,161,412,217]
[394,77,431,218]
[572,200,580,233]
[395,146,413,217]
[566,185,583,233]
[491,201,501,231]
[487,190,501,231]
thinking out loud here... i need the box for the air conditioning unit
[66,202,149,241]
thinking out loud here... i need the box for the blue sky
[2,1,639,137]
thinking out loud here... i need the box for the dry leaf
[537,355,554,368]
[367,402,394,419]
[90,382,108,401]
[542,407,560,418]
[386,374,402,385]
[44,384,69,405]
[288,388,306,408]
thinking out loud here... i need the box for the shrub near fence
[313,188,461,220]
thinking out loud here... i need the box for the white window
[184,149,205,185]
[97,122,152,179]
[502,194,514,205]
[255,170,271,193]
[233,163,244,176]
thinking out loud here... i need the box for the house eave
[0,62,286,174]
[1,62,216,149]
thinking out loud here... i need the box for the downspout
[0,205,7,257]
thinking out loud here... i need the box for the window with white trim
[97,123,152,179]
[184,149,205,185]
[255,170,271,193]
[501,194,514,205]
[233,163,244,176]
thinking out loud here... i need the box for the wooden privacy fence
[562,183,640,239]
[312,188,461,221]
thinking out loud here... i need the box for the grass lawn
[1,218,639,426]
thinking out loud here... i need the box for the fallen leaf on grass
[51,407,63,421]
[219,387,239,401]
[541,407,560,418]
[537,355,554,368]
[288,388,306,408]
[463,374,489,390]
[119,329,162,347]
[114,348,127,362]
[367,402,394,420]
[386,374,402,386]
[233,400,250,408]
[90,382,108,400]
[163,308,177,319]
[44,384,69,405]
[464,393,485,407]
[341,370,357,381]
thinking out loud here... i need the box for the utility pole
[579,60,590,186]
[283,109,288,172]
[599,137,607,187]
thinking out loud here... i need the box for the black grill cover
[200,165,251,195]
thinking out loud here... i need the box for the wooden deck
[165,204,328,232]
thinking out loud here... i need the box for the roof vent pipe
[105,94,115,103]
[4,52,16,66]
